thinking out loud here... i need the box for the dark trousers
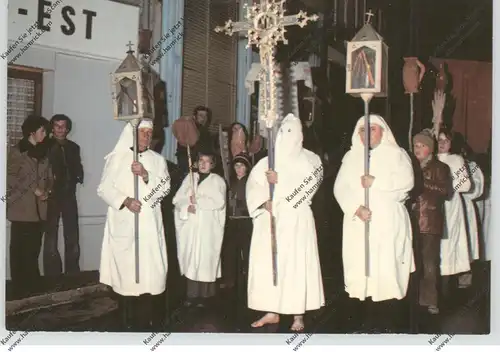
[221,218,253,286]
[417,233,441,307]
[10,221,44,293]
[44,194,80,276]
[116,292,165,331]
[186,278,217,299]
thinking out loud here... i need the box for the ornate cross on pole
[215,0,318,287]
[365,10,374,24]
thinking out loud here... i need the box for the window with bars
[7,68,43,152]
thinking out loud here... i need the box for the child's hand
[188,204,196,214]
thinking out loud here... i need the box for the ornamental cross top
[215,0,318,129]
[126,41,134,52]
[365,10,374,24]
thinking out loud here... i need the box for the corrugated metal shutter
[181,0,237,132]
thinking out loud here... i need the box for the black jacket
[46,138,84,195]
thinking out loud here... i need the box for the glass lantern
[345,22,388,98]
[111,46,155,121]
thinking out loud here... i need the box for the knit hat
[413,129,435,151]
[232,152,252,171]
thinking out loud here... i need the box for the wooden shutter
[181,0,237,131]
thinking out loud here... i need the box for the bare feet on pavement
[290,315,304,331]
[251,313,279,328]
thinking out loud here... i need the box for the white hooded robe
[333,115,415,302]
[173,172,226,282]
[462,160,484,262]
[437,152,471,275]
[97,122,170,296]
[246,113,325,315]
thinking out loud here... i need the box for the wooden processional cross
[215,0,318,286]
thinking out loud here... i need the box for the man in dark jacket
[412,129,452,315]
[175,106,216,178]
[44,114,84,276]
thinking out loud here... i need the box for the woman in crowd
[7,115,52,296]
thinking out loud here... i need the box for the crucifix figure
[215,0,318,287]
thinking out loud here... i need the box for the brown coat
[412,157,452,235]
[6,146,53,222]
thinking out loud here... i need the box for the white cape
[437,153,471,275]
[97,148,170,296]
[246,114,324,315]
[334,115,415,302]
[462,160,484,261]
[173,173,226,282]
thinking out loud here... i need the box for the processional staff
[110,42,156,283]
[345,11,389,277]
[215,0,318,286]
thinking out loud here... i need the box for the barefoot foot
[290,315,304,331]
[251,313,279,328]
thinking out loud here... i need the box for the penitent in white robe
[462,160,484,261]
[97,124,170,296]
[437,153,471,275]
[173,172,226,282]
[246,113,324,315]
[334,115,415,302]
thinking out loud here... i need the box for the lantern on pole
[345,10,389,277]
[110,41,155,284]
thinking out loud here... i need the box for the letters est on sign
[37,0,97,40]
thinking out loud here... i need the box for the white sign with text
[7,0,139,60]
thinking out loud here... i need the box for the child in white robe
[173,151,226,307]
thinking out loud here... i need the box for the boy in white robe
[333,115,415,331]
[173,151,226,307]
[97,120,170,331]
[246,113,325,331]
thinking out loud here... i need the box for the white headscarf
[350,114,399,154]
[104,119,153,160]
[275,113,303,168]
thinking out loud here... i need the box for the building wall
[4,0,139,279]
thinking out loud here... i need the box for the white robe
[246,114,324,315]
[462,160,484,261]
[477,186,491,261]
[173,172,226,282]
[97,150,170,296]
[334,115,415,302]
[437,153,471,275]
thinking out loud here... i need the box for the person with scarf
[246,113,325,331]
[173,151,226,308]
[411,129,452,315]
[436,129,471,296]
[97,119,170,331]
[333,115,415,331]
[7,115,52,296]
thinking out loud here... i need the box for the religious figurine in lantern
[345,11,388,98]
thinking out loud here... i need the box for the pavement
[5,263,489,334]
